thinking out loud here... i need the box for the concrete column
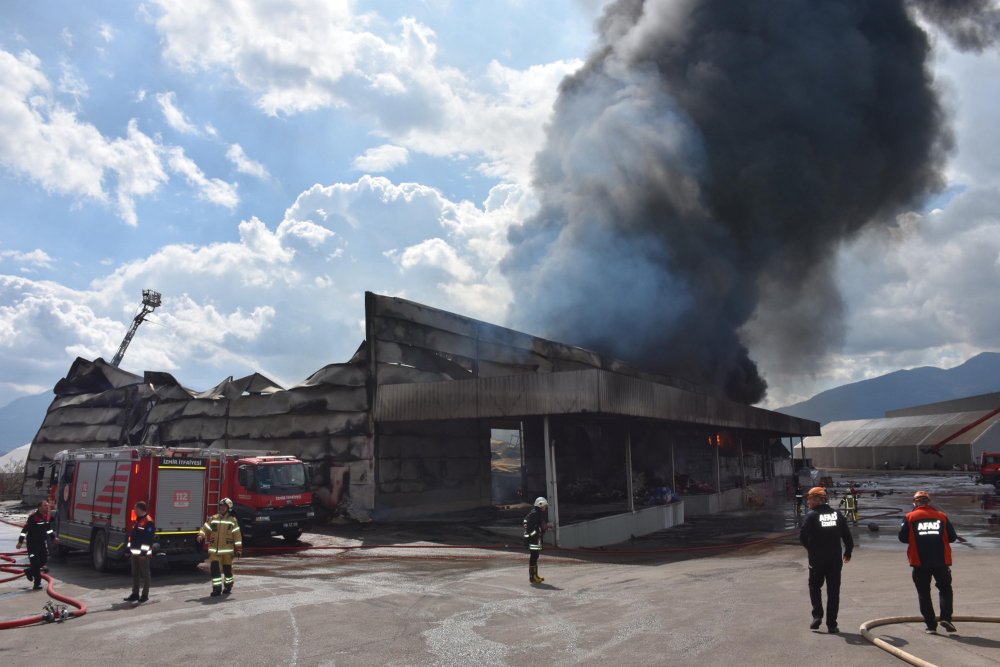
[670,438,676,492]
[738,436,745,485]
[626,426,634,512]
[714,436,721,494]
[543,416,559,545]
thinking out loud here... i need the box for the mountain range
[776,352,1000,424]
[0,392,52,456]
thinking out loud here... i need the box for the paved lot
[2,475,999,666]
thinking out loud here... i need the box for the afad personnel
[898,490,958,634]
[799,486,853,634]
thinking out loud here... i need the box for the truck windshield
[984,455,1000,465]
[253,463,307,492]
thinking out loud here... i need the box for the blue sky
[2,0,1000,410]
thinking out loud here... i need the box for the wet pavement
[1,472,999,666]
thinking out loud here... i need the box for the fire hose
[0,517,88,629]
[859,616,1000,667]
[0,551,88,628]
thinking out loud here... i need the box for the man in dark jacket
[124,501,156,603]
[898,490,958,634]
[17,500,53,590]
[523,497,549,584]
[799,486,853,633]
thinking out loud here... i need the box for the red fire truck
[221,451,314,543]
[978,451,1000,489]
[45,446,314,571]
[48,446,215,571]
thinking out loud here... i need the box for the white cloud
[352,144,409,172]
[226,143,269,179]
[98,23,115,43]
[0,249,54,270]
[165,146,239,209]
[58,63,88,103]
[156,90,199,135]
[0,49,219,226]
[0,175,530,402]
[393,237,477,281]
[150,0,581,185]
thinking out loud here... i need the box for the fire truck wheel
[281,529,302,543]
[91,530,110,572]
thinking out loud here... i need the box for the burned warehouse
[23,292,817,546]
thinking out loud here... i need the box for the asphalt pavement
[2,473,998,666]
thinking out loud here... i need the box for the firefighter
[16,499,53,590]
[839,485,860,523]
[523,497,549,584]
[898,490,958,634]
[198,498,243,596]
[123,501,156,603]
[799,487,853,633]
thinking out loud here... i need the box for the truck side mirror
[36,465,45,481]
[237,465,248,489]
[305,464,313,485]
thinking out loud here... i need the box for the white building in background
[794,393,1000,470]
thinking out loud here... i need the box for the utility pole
[110,289,161,367]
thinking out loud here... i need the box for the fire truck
[221,451,314,543]
[977,451,1000,489]
[48,446,215,571]
[45,446,314,571]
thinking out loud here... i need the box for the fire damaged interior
[23,292,818,544]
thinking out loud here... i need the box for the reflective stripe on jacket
[523,507,546,552]
[127,515,156,556]
[20,511,54,553]
[200,513,242,554]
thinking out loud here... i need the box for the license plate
[282,522,296,528]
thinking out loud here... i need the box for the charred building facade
[23,292,817,546]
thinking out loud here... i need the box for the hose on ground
[0,552,88,629]
[859,615,1000,667]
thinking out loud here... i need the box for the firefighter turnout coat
[19,510,54,557]
[898,505,957,568]
[200,512,242,562]
[523,507,546,552]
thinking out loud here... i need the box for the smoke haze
[502,0,995,403]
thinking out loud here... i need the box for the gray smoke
[501,0,994,404]
[912,0,1000,51]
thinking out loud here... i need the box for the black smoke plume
[501,0,994,404]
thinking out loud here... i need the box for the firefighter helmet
[913,490,931,503]
[219,497,234,510]
[533,497,549,509]
[806,486,827,498]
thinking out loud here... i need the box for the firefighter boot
[222,563,233,595]
[529,565,543,584]
[210,560,223,596]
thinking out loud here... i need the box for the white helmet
[219,497,234,511]
[534,497,548,509]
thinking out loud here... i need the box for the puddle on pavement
[787,472,1000,552]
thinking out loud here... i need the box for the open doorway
[490,422,524,506]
